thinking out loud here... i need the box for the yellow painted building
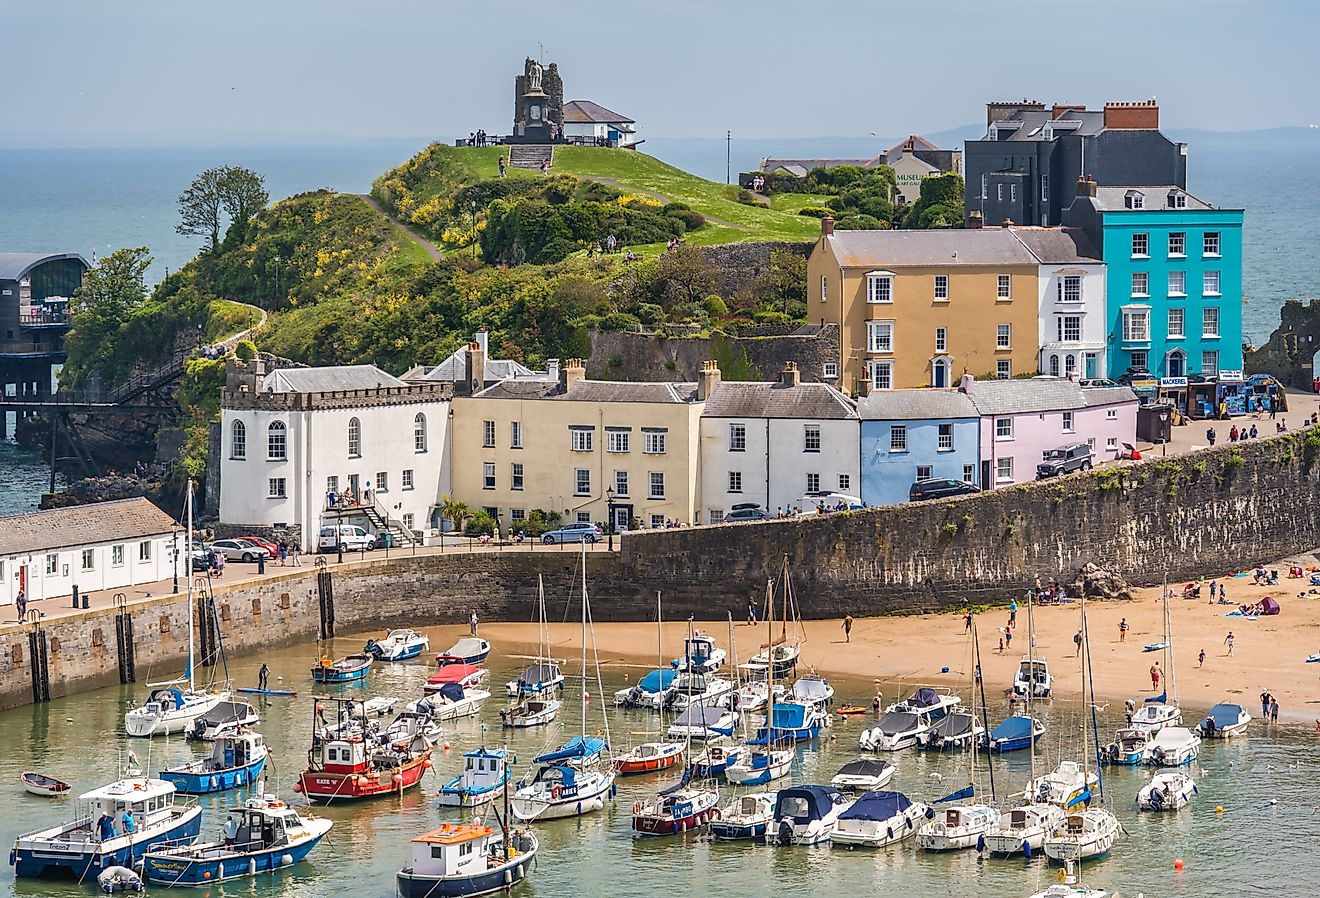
[807,221,1041,392]
[450,360,709,532]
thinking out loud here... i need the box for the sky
[3,0,1317,147]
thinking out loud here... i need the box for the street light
[171,524,179,593]
[605,487,616,552]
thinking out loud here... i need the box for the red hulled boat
[294,699,432,802]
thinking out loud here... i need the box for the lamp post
[171,524,179,594]
[1159,408,1171,457]
[605,487,616,552]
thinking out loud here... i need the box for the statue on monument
[528,61,543,92]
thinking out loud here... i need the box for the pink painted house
[960,376,1138,488]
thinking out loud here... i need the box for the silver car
[209,539,271,563]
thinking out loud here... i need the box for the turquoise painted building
[1067,183,1243,380]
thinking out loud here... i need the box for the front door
[932,361,948,388]
[612,504,632,532]
[347,474,360,504]
[980,460,992,489]
[1167,352,1185,378]
[1084,353,1098,379]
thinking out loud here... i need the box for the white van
[319,524,376,553]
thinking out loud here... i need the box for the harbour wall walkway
[2,430,1318,709]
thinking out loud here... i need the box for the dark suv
[724,503,769,522]
[1036,443,1094,479]
[909,478,979,502]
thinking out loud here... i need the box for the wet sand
[467,551,1320,723]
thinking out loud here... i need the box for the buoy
[941,666,951,673]
[203,872,211,879]
[442,742,451,751]
[293,781,303,793]
[281,854,293,867]
[1174,859,1185,872]
[392,773,403,784]
[422,760,433,769]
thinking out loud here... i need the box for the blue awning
[638,669,677,692]
[775,785,843,823]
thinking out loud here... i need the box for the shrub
[834,214,885,230]
[702,294,728,317]
[234,339,257,361]
[600,311,641,331]
[797,206,834,218]
[536,237,579,264]
[464,510,496,536]
[733,188,760,206]
[664,206,706,232]
[634,302,664,325]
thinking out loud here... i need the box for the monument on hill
[511,57,563,143]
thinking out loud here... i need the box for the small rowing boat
[19,772,71,797]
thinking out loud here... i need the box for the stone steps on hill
[508,145,553,169]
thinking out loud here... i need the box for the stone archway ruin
[1245,298,1320,389]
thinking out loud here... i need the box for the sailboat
[501,576,561,729]
[746,560,803,676]
[504,576,565,699]
[1129,576,1182,734]
[614,593,684,776]
[691,614,746,778]
[125,480,228,737]
[631,684,720,836]
[985,595,1065,857]
[918,618,1000,851]
[1043,596,1121,864]
[510,545,615,822]
[726,566,794,787]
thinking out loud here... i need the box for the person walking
[498,156,507,177]
[1270,697,1280,722]
[277,539,288,567]
[258,663,270,691]
[1119,618,1128,642]
[1073,630,1083,656]
[291,541,302,567]
[15,589,26,622]
[1209,580,1218,601]
[469,609,479,637]
[1004,628,1013,650]
[872,692,883,720]
[1009,598,1018,626]
[747,596,757,626]
[842,614,854,643]
[1197,648,1206,668]
[1206,426,1216,446]
[964,610,973,633]
[1224,630,1235,655]
[1150,662,1162,691]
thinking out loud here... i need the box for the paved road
[358,194,443,262]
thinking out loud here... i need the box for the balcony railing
[19,307,70,327]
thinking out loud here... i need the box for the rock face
[1068,562,1133,601]
[40,472,178,518]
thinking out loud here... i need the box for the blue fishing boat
[10,774,201,879]
[142,794,331,886]
[437,747,510,809]
[748,702,824,743]
[397,824,537,898]
[161,732,268,795]
[310,654,372,684]
[981,715,1045,753]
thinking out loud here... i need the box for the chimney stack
[1103,100,1159,130]
[780,361,801,388]
[564,358,586,391]
[958,371,976,395]
[462,340,486,396]
[855,377,870,399]
[967,210,984,229]
[1051,103,1085,120]
[545,358,560,384]
[697,360,721,401]
[1076,176,1097,198]
[475,327,489,357]
[820,216,834,237]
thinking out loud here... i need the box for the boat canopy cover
[533,736,605,764]
[775,785,844,823]
[930,713,974,738]
[519,663,560,684]
[1260,597,1280,615]
[767,703,811,729]
[1203,703,1245,727]
[199,701,254,723]
[673,706,728,728]
[147,688,185,707]
[876,711,919,735]
[837,759,889,778]
[429,663,481,684]
[909,687,940,707]
[80,777,176,803]
[840,790,913,821]
[989,715,1034,741]
[441,637,488,659]
[638,669,678,693]
[436,682,466,702]
[533,765,578,788]
[793,677,831,703]
[1149,726,1198,751]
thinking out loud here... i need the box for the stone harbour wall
[2,431,1318,709]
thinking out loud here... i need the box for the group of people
[95,810,135,841]
[467,130,492,147]
[1259,689,1281,722]
[273,537,301,566]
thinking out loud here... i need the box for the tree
[177,165,269,251]
[906,172,965,230]
[62,247,152,387]
[439,494,469,533]
[654,246,717,308]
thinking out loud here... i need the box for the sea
[1,133,1317,513]
[0,626,1314,897]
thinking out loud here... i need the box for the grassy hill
[373,144,821,252]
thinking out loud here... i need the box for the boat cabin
[79,778,179,835]
[321,736,369,774]
[409,824,500,878]
[145,688,186,714]
[680,635,719,669]
[210,732,264,769]
[226,797,304,851]
[1015,659,1051,689]
[459,748,506,789]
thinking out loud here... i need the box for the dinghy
[96,866,144,893]
[19,772,71,797]
[310,654,372,684]
[1137,770,1196,811]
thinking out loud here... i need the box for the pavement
[1129,386,1319,460]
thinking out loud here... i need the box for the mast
[1079,594,1089,786]
[1081,594,1105,807]
[767,565,776,750]
[1164,571,1177,707]
[186,478,195,693]
[580,544,588,738]
[973,618,995,802]
[1025,590,1036,787]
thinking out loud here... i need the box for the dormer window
[1124,191,1145,210]
[1167,190,1187,209]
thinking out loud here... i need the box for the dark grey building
[964,100,1187,227]
[0,252,88,421]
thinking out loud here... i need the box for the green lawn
[770,193,834,213]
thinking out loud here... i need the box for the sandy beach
[464,550,1320,724]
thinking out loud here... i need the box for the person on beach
[842,614,853,643]
[1009,598,1018,626]
[1225,631,1235,655]
[1004,628,1013,650]
[259,663,270,691]
[1209,580,1218,601]
[747,597,757,626]
[1150,662,1161,691]
[469,609,479,636]
[1261,690,1271,719]
[1073,631,1083,656]
[964,610,973,633]
[1271,697,1280,722]
[1119,618,1128,642]
[1198,648,1206,668]
[872,692,882,719]
[997,633,1004,653]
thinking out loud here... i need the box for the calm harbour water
[0,624,1315,897]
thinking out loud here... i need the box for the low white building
[561,100,638,147]
[1011,227,1109,380]
[218,360,452,552]
[0,497,178,607]
[699,362,860,521]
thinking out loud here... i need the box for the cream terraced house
[450,359,705,532]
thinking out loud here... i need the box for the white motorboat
[1025,760,1097,809]
[435,637,490,666]
[772,785,854,845]
[1137,770,1196,811]
[887,686,961,720]
[917,804,1000,851]
[1043,808,1120,863]
[859,710,930,751]
[829,790,931,848]
[505,661,564,698]
[725,748,793,786]
[500,698,561,729]
[364,628,429,662]
[1026,859,1109,898]
[186,699,259,741]
[918,712,984,751]
[673,634,727,674]
[1130,700,1182,734]
[730,667,786,712]
[385,702,443,743]
[669,672,733,711]
[831,759,894,792]
[614,668,678,710]
[425,683,490,721]
[1013,658,1053,697]
[985,803,1066,856]
[711,791,776,840]
[1100,727,1150,766]
[666,705,737,740]
[1142,726,1201,766]
[791,673,834,710]
[1198,702,1251,738]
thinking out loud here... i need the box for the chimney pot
[697,359,722,401]
[821,216,834,237]
[780,361,801,388]
[564,358,586,391]
[967,211,984,230]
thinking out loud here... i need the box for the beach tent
[1260,597,1280,615]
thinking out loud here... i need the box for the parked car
[210,539,271,563]
[189,541,212,572]
[540,523,601,544]
[1079,378,1119,389]
[1036,442,1094,479]
[796,492,864,515]
[908,478,980,502]
[724,503,769,522]
[236,534,279,556]
[318,524,377,553]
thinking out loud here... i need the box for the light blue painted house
[858,389,980,506]
[1066,181,1244,381]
